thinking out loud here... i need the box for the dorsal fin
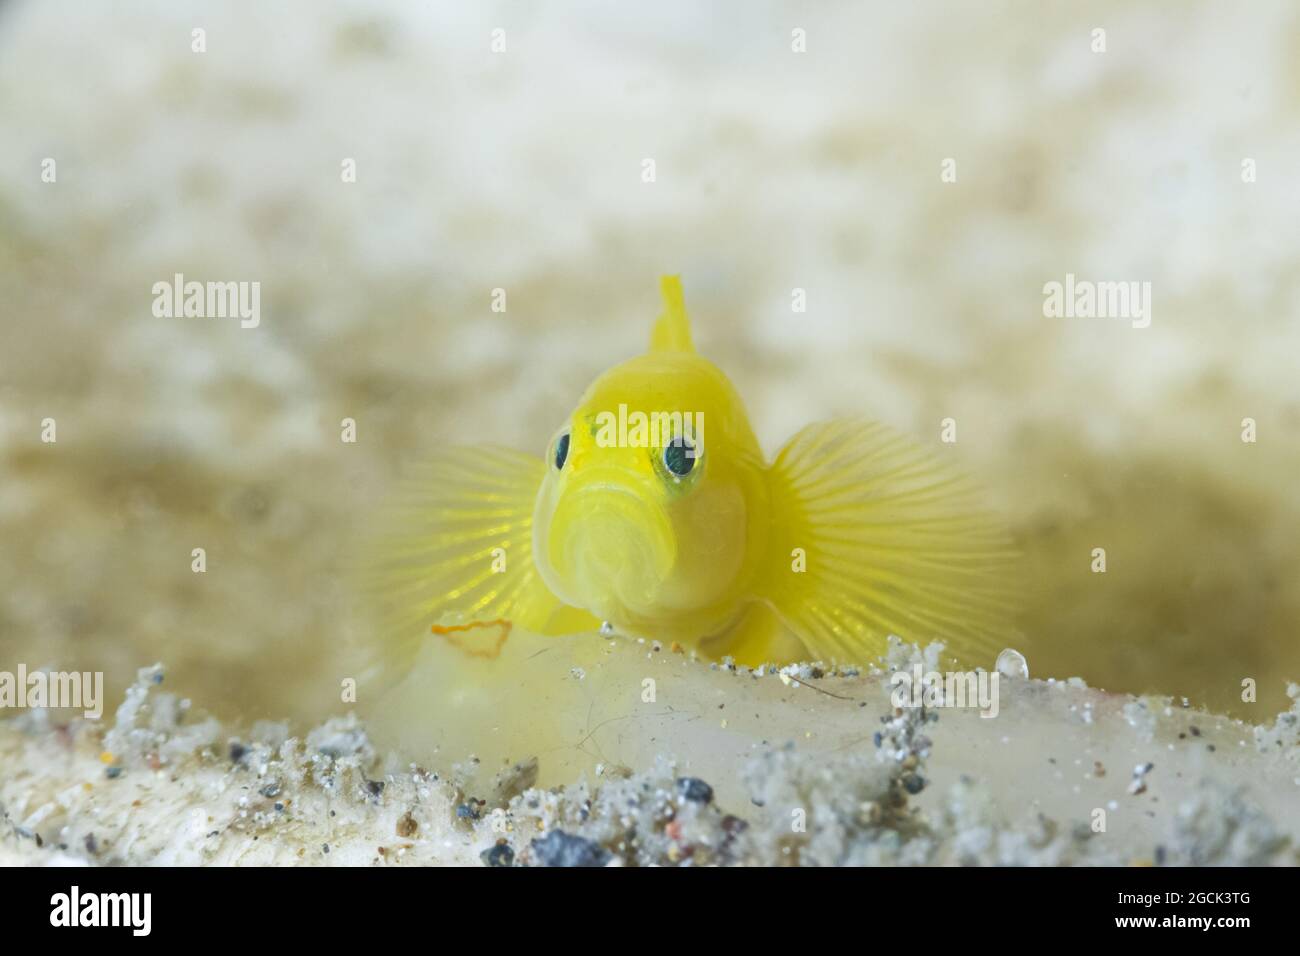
[649,275,695,352]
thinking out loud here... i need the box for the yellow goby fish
[368,277,1014,674]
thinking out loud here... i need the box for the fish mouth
[545,479,676,619]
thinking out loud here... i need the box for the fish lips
[541,479,677,619]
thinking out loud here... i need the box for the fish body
[368,277,1014,675]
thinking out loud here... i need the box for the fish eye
[662,436,697,478]
[554,431,570,470]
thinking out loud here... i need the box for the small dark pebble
[676,777,714,804]
[721,815,749,836]
[85,833,98,855]
[1155,845,1167,865]
[274,803,284,813]
[229,743,247,763]
[456,803,480,820]
[530,830,611,867]
[322,844,330,854]
[873,732,883,748]
[106,766,122,779]
[1189,726,1201,737]
[901,774,926,795]
[260,782,281,798]
[481,842,515,867]
[366,779,385,798]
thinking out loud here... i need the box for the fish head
[532,350,768,631]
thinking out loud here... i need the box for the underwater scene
[1,0,1297,885]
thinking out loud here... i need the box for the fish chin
[545,485,676,621]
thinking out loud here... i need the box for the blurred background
[1,0,1298,726]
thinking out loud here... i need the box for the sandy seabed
[3,638,1297,866]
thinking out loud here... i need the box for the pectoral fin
[359,445,598,687]
[757,420,1019,666]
